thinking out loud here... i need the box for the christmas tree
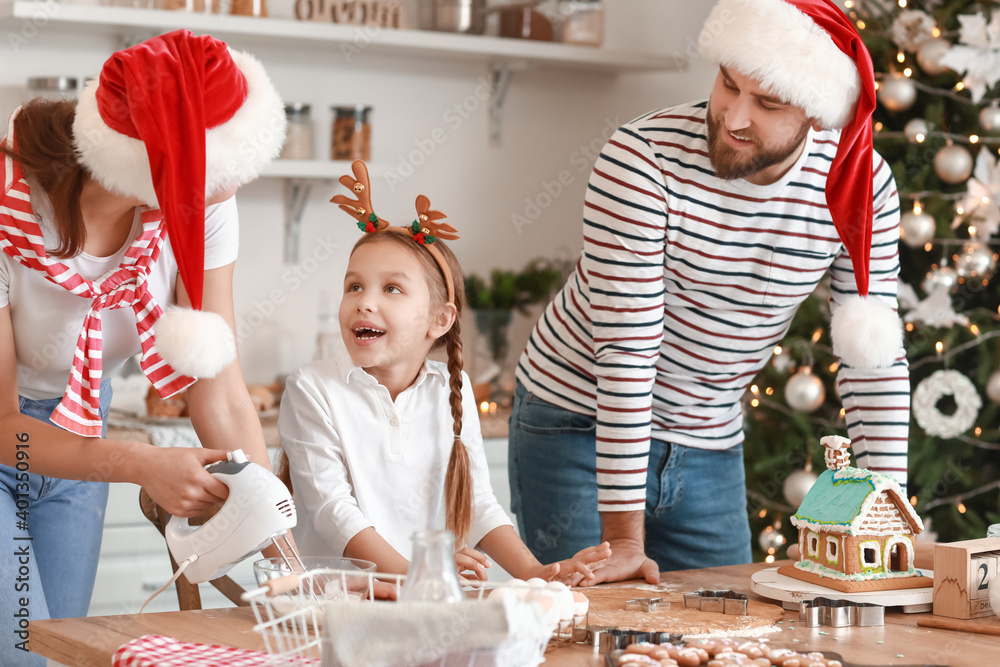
[746,0,1000,561]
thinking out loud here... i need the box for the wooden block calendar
[933,538,1000,620]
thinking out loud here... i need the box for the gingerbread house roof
[790,467,924,536]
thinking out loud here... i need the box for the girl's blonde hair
[351,229,473,546]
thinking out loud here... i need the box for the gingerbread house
[783,437,930,593]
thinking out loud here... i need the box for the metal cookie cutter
[624,597,666,612]
[682,590,748,615]
[799,596,884,627]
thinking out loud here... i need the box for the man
[509,0,909,584]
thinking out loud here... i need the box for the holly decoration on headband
[411,220,436,245]
[357,213,379,234]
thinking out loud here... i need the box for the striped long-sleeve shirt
[515,101,909,512]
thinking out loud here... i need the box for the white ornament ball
[955,243,996,278]
[922,264,958,293]
[934,144,974,184]
[903,118,930,143]
[986,370,1000,405]
[916,37,953,75]
[980,104,1000,133]
[783,469,818,507]
[758,525,787,555]
[785,367,826,412]
[878,73,918,112]
[899,210,936,247]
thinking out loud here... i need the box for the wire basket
[241,570,579,667]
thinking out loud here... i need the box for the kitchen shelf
[0,1,687,74]
[3,0,687,263]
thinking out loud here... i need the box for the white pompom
[154,307,236,378]
[830,295,903,369]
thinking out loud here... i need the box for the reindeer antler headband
[331,160,460,304]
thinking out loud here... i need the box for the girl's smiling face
[339,239,453,390]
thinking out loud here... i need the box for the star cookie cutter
[682,590,748,615]
[799,597,884,627]
[624,597,666,612]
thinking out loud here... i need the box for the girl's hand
[554,541,613,587]
[455,547,492,581]
[139,447,230,517]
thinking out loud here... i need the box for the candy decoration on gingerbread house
[779,436,932,593]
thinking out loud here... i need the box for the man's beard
[705,106,811,181]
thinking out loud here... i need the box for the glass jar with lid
[331,105,372,161]
[26,77,78,101]
[280,103,314,160]
[558,0,603,47]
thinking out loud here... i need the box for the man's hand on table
[574,538,659,587]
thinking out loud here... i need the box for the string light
[751,384,760,394]
[932,27,941,37]
[970,135,980,144]
[874,121,884,132]
[975,427,982,437]
[955,82,966,91]
[844,0,854,7]
[758,509,767,519]
[923,242,933,252]
[913,201,923,215]
[857,20,866,30]
[898,0,906,7]
[896,51,905,63]
[970,324,980,335]
[935,341,944,354]
[903,68,913,77]
[774,345,782,355]
[828,362,839,373]
[910,496,918,506]
[751,398,759,408]
[811,328,823,343]
[765,387,774,396]
[905,322,915,332]
[957,502,967,514]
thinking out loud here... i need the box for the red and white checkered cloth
[112,634,320,667]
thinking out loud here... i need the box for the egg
[524,588,561,630]
[526,577,547,588]
[544,581,576,622]
[571,590,589,620]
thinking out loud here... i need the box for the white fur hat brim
[73,48,286,207]
[699,0,861,130]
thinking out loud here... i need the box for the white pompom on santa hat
[73,30,286,378]
[700,0,903,369]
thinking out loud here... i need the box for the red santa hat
[73,30,286,377]
[700,0,903,370]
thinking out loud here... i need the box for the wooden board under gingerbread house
[582,587,783,635]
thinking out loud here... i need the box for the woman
[0,30,285,664]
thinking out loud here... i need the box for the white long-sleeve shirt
[515,100,909,511]
[278,344,513,560]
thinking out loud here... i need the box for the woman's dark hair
[0,98,88,258]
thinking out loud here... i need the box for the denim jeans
[1,382,112,666]
[508,381,752,572]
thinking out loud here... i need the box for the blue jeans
[508,381,752,572]
[1,382,112,666]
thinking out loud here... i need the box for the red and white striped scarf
[1,112,194,437]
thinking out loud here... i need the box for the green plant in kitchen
[464,259,563,364]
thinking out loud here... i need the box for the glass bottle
[330,105,372,161]
[558,0,604,47]
[400,530,463,603]
[280,103,314,160]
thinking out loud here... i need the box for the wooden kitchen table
[29,560,996,667]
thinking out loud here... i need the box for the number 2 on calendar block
[970,552,998,600]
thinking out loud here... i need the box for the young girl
[278,161,610,584]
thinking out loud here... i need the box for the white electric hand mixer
[142,449,305,610]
